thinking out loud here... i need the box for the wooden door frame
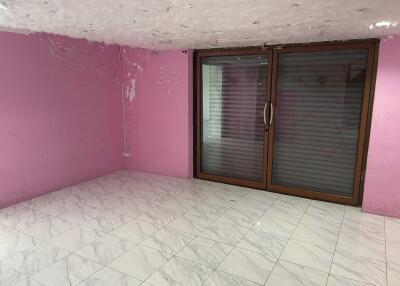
[266,40,378,205]
[194,48,272,189]
[193,39,379,205]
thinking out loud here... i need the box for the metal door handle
[263,102,268,126]
[269,103,274,126]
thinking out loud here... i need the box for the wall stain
[40,34,117,78]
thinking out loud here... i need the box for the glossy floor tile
[1,170,400,285]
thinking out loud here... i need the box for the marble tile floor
[0,170,399,286]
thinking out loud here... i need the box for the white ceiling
[0,0,399,49]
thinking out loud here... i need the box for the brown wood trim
[194,48,271,189]
[266,49,279,188]
[195,38,378,54]
[271,41,377,54]
[358,40,380,205]
[267,184,358,205]
[261,51,273,188]
[266,40,378,206]
[192,49,197,177]
[193,39,379,206]
[195,48,269,57]
[195,52,202,179]
[197,173,265,190]
[351,42,375,204]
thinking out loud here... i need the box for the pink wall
[4,28,398,215]
[0,31,124,207]
[121,48,193,178]
[363,35,400,217]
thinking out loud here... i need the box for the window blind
[201,55,268,182]
[271,49,368,196]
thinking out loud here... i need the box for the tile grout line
[385,216,388,286]
[261,198,311,286]
[117,192,205,284]
[177,193,312,285]
[5,181,199,285]
[131,188,245,285]
[203,195,307,285]
[78,264,147,286]
[0,212,80,282]
[2,183,285,285]
[4,173,396,286]
[106,182,251,285]
[181,191,254,284]
[324,205,346,286]
[74,192,198,286]
[187,191,267,285]
[65,181,203,286]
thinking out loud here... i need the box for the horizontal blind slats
[271,49,368,196]
[201,55,267,182]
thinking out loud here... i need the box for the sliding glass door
[267,43,375,204]
[195,41,376,205]
[195,50,270,189]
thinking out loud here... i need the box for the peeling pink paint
[121,48,193,178]
[0,31,124,207]
[363,35,400,218]
[127,78,136,102]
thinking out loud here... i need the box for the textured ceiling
[0,0,399,49]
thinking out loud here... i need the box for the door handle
[263,102,268,127]
[269,103,274,126]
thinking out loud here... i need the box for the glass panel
[272,49,368,196]
[201,55,268,182]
